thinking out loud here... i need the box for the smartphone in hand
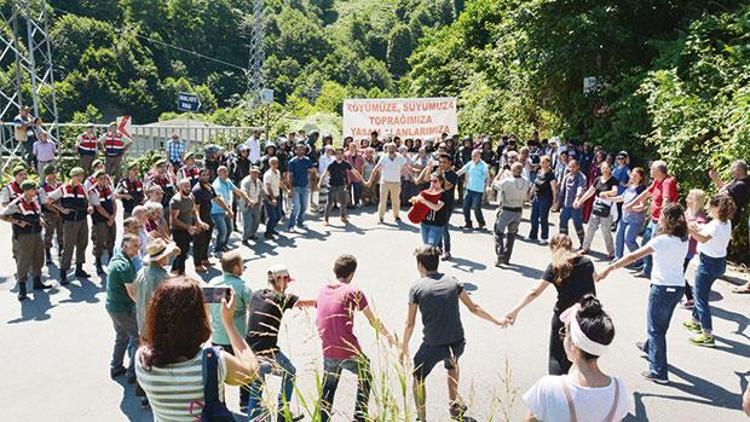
[201,286,231,303]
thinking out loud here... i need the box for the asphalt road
[1,204,748,421]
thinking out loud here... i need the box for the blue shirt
[462,160,489,193]
[621,185,647,224]
[210,178,237,215]
[613,165,630,194]
[287,156,313,187]
[559,172,587,208]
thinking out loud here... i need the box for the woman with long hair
[598,203,689,384]
[582,149,607,223]
[523,295,630,421]
[135,277,259,420]
[613,167,648,263]
[410,173,449,246]
[682,194,736,347]
[503,234,597,374]
[578,161,619,258]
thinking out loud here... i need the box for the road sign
[177,92,201,112]
[259,88,274,104]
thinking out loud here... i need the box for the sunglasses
[278,274,292,282]
[558,325,568,341]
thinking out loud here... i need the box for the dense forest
[1,0,748,193]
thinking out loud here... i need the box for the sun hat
[145,238,180,263]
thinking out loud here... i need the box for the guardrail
[0,121,261,162]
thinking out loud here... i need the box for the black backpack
[200,347,235,422]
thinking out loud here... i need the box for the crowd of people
[3,105,750,420]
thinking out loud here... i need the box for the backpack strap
[559,377,578,422]
[605,377,621,422]
[202,347,221,405]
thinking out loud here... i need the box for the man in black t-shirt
[401,246,505,421]
[245,264,313,421]
[318,148,364,225]
[191,169,230,272]
[418,153,459,260]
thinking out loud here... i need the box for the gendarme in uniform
[47,167,91,284]
[1,180,52,300]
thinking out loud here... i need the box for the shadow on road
[711,305,750,339]
[448,257,487,273]
[6,290,54,324]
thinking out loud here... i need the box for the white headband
[561,304,611,357]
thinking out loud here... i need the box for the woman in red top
[410,173,449,247]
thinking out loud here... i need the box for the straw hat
[145,238,180,263]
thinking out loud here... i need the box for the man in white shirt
[263,157,282,240]
[244,129,263,165]
[366,142,414,223]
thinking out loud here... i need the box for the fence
[0,122,261,169]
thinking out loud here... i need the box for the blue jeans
[691,254,726,333]
[211,213,232,253]
[247,352,296,420]
[319,356,372,422]
[559,207,584,244]
[641,220,658,277]
[462,190,485,227]
[264,199,282,235]
[615,218,643,264]
[289,186,308,228]
[644,284,684,379]
[529,195,552,240]
[420,224,444,246]
[441,213,452,254]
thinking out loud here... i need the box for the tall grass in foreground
[247,313,520,421]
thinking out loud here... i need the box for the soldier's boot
[17,278,28,301]
[33,275,52,290]
[75,263,90,278]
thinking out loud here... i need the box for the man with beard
[170,178,209,275]
[192,169,229,272]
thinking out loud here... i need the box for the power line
[48,4,248,73]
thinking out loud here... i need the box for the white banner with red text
[342,97,458,140]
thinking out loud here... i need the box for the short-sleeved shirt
[316,283,369,359]
[135,347,226,421]
[542,256,596,313]
[559,172,587,208]
[523,375,630,422]
[263,169,281,198]
[498,176,531,209]
[246,289,299,355]
[594,176,618,196]
[647,176,679,222]
[240,175,262,203]
[376,154,408,183]
[697,219,731,258]
[134,264,170,332]
[647,235,688,286]
[33,141,56,162]
[192,183,217,222]
[613,165,630,194]
[534,170,556,200]
[169,193,195,227]
[287,156,314,187]
[105,251,136,314]
[208,273,253,346]
[422,190,453,227]
[327,160,352,187]
[210,178,236,215]
[621,185,647,224]
[408,273,465,346]
[461,160,489,193]
[724,177,749,226]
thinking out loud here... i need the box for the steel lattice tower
[246,0,264,108]
[0,0,59,169]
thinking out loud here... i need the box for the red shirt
[315,283,369,359]
[647,176,679,221]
